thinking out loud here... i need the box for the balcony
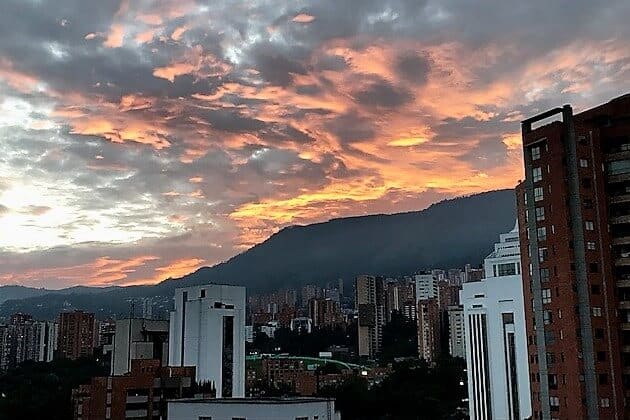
[611,215,630,224]
[607,173,630,183]
[610,194,630,204]
[613,236,630,246]
[606,151,630,162]
[621,323,630,330]
[617,279,630,288]
[616,258,630,266]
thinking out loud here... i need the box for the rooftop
[168,397,335,405]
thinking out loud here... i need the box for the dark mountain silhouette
[0,285,120,305]
[0,189,517,320]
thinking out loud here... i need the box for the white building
[260,320,279,339]
[168,397,341,420]
[34,321,58,362]
[290,317,313,334]
[112,318,169,375]
[414,273,439,300]
[245,325,254,343]
[169,284,246,398]
[461,222,531,420]
[447,306,465,359]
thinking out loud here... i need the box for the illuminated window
[536,207,545,221]
[532,146,541,160]
[533,167,542,182]
[585,221,594,231]
[542,288,552,304]
[534,187,544,202]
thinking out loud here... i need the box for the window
[533,167,542,182]
[540,268,550,282]
[537,227,547,241]
[582,178,592,189]
[532,146,541,160]
[534,187,544,202]
[597,351,606,362]
[543,310,553,325]
[587,241,596,250]
[536,207,545,221]
[590,262,599,273]
[595,328,605,339]
[580,158,589,168]
[498,263,517,276]
[549,374,558,389]
[601,398,610,408]
[200,289,206,298]
[592,307,602,317]
[592,284,601,295]
[295,418,309,420]
[539,247,548,263]
[599,374,608,385]
[584,198,593,209]
[608,160,630,175]
[585,221,594,230]
[199,417,212,420]
[542,288,552,304]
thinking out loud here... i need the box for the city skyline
[1,0,629,289]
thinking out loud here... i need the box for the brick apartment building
[73,359,196,420]
[58,311,95,360]
[517,94,630,419]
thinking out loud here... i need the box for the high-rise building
[112,318,169,375]
[57,311,96,360]
[308,298,343,329]
[447,305,465,359]
[34,321,58,363]
[417,298,440,363]
[355,275,386,359]
[415,273,439,301]
[518,95,630,419]
[168,284,246,398]
[462,223,531,420]
[0,314,58,370]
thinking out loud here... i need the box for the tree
[380,310,418,362]
[0,358,108,420]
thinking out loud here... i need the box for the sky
[0,0,628,289]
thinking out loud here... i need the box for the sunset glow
[1,0,628,288]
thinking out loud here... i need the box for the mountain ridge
[0,188,517,320]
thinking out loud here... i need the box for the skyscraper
[355,275,386,359]
[462,223,531,420]
[168,284,246,398]
[517,94,630,419]
[57,310,95,360]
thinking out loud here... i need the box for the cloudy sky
[0,0,628,289]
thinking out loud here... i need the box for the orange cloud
[292,14,315,23]
[104,23,125,48]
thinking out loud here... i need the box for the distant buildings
[73,359,195,420]
[414,273,439,300]
[168,284,246,398]
[290,317,313,334]
[168,397,340,420]
[111,318,168,375]
[355,275,386,359]
[308,298,343,329]
[462,223,531,420]
[0,314,58,370]
[57,310,96,360]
